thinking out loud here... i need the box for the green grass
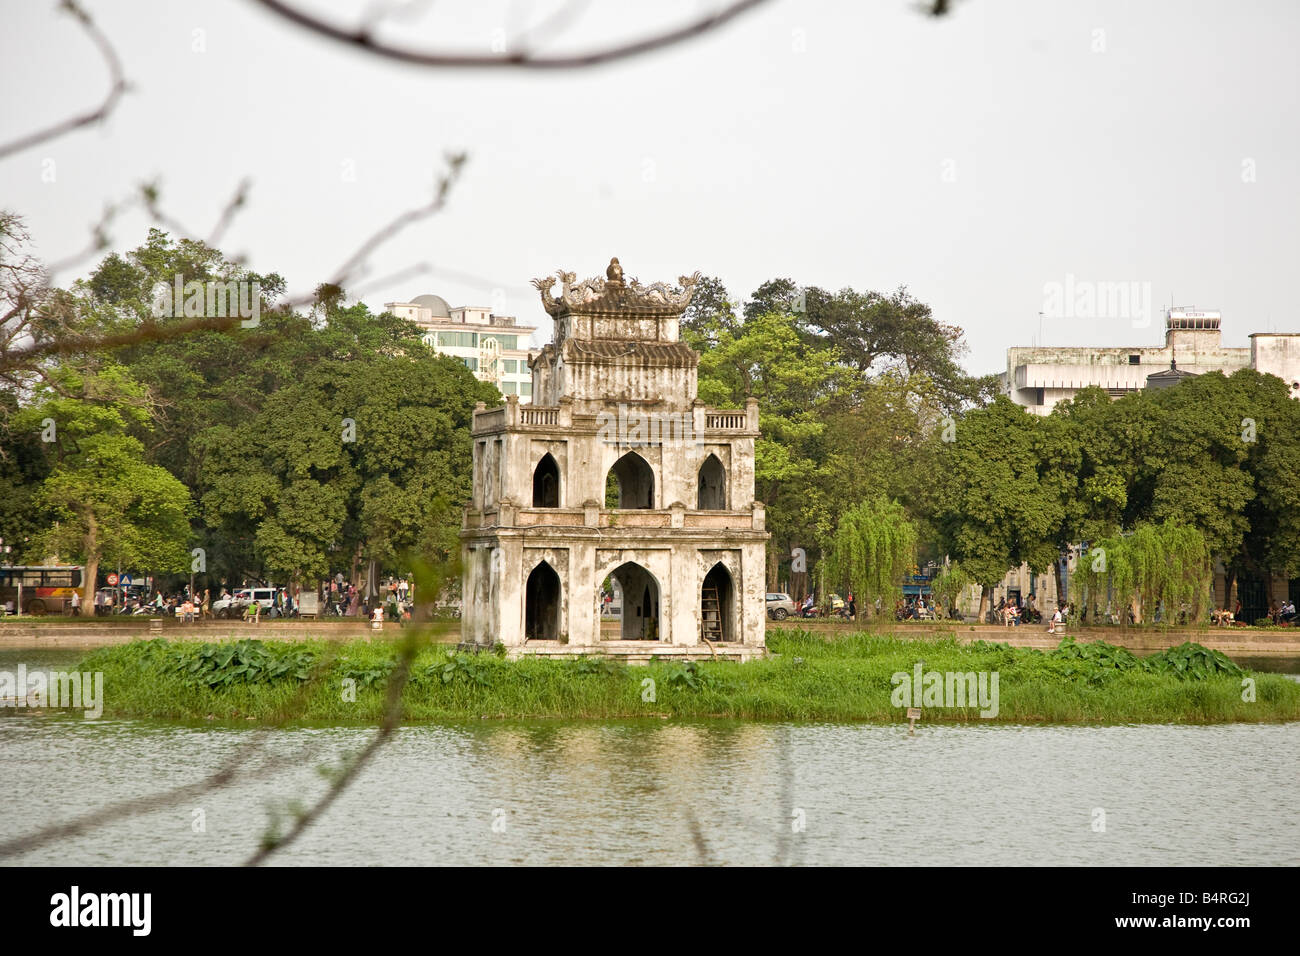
[57,628,1300,726]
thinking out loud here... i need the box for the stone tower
[460,259,768,659]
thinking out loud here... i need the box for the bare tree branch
[326,152,466,286]
[250,0,772,70]
[0,0,128,161]
[0,736,319,860]
[243,631,420,865]
[208,179,254,248]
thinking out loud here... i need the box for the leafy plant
[430,652,493,687]
[170,639,314,689]
[338,657,397,689]
[1145,642,1244,680]
[661,660,719,691]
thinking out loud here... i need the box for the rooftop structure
[1003,308,1299,413]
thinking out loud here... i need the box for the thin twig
[328,153,465,286]
[250,0,772,70]
[0,0,128,160]
[0,736,316,859]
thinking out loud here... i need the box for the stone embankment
[781,619,1300,657]
[0,619,458,649]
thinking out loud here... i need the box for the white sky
[2,0,1298,374]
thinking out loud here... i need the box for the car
[214,587,280,618]
[766,592,797,620]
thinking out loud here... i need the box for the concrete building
[460,259,769,660]
[1003,308,1300,414]
[385,294,539,403]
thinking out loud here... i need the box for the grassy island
[58,629,1300,725]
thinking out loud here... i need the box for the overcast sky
[3,0,1298,374]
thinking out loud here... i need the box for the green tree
[13,366,191,605]
[199,354,494,588]
[687,307,853,587]
[932,396,1071,619]
[1070,522,1212,625]
[824,496,918,617]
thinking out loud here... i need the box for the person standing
[70,588,81,616]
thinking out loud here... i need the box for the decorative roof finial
[531,260,702,317]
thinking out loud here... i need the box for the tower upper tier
[530,258,703,411]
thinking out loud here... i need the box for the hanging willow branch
[824,496,917,617]
[1070,521,1212,625]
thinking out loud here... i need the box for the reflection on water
[2,717,1296,866]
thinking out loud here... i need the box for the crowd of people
[75,575,417,624]
[1269,599,1297,625]
[90,586,215,620]
[323,578,412,621]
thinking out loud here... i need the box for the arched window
[702,563,735,642]
[610,562,660,640]
[525,561,562,640]
[532,453,560,508]
[697,454,726,510]
[606,452,655,509]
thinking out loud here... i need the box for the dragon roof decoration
[532,258,702,317]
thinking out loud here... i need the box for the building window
[520,382,532,397]
[503,359,517,373]
[1128,354,1140,365]
[697,454,727,510]
[463,357,478,371]
[532,454,560,508]
[502,381,516,394]
[439,331,478,348]
[607,452,654,509]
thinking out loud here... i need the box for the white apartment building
[385,294,539,403]
[1003,309,1300,414]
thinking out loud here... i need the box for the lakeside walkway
[792,620,1300,657]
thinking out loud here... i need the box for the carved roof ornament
[531,258,702,317]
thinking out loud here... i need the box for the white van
[214,587,279,617]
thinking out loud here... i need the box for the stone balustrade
[464,504,765,531]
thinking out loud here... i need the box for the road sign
[119,574,133,588]
[106,573,118,586]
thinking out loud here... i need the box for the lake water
[3,647,1297,866]
[3,715,1297,866]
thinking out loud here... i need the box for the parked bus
[0,565,84,615]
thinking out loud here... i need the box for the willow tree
[1070,521,1212,625]
[824,496,917,617]
[930,562,974,618]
